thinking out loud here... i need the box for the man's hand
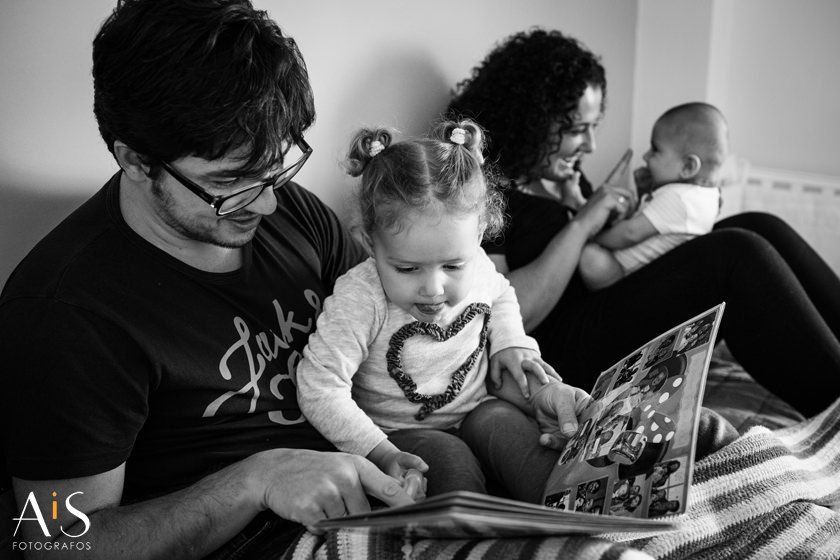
[253,448,418,533]
[489,347,562,399]
[528,381,592,450]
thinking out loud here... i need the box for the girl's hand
[366,441,429,501]
[489,347,562,399]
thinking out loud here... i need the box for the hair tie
[449,128,466,145]
[369,140,384,157]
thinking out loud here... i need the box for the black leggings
[536,212,840,417]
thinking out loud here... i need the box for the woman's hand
[573,185,634,238]
[528,381,592,450]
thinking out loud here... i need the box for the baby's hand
[633,166,653,199]
[559,171,587,210]
[528,381,592,450]
[489,348,562,399]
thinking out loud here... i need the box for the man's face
[151,153,279,248]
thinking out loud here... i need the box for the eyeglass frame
[158,136,312,216]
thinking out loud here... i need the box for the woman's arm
[493,187,628,332]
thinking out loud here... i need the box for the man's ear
[113,140,153,182]
[680,154,702,181]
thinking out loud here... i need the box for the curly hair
[93,0,314,178]
[447,28,606,183]
[345,119,505,240]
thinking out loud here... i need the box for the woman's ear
[680,154,702,181]
[113,140,152,182]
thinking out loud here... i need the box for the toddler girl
[296,119,587,500]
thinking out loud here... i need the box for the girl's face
[541,85,603,182]
[370,205,482,325]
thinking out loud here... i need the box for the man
[0,1,418,557]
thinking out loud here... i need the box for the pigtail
[431,118,506,240]
[344,127,394,177]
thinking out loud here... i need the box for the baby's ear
[680,154,702,181]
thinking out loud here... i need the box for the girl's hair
[446,28,606,182]
[345,119,505,239]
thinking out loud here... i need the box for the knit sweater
[296,251,538,457]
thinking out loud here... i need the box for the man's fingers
[354,457,414,508]
[323,498,348,519]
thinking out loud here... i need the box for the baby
[579,102,729,290]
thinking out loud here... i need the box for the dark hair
[93,0,314,177]
[447,28,606,182]
[345,119,504,239]
[658,102,729,179]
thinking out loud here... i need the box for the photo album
[317,303,726,538]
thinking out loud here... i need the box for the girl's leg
[459,399,559,504]
[715,212,840,335]
[388,428,486,496]
[459,401,739,506]
[539,228,840,417]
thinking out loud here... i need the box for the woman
[447,28,840,417]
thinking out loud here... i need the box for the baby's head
[643,102,729,189]
[344,119,504,323]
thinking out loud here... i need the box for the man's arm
[13,450,414,560]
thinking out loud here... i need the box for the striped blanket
[282,396,840,559]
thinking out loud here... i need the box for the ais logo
[13,491,91,538]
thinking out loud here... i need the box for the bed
[278,344,840,560]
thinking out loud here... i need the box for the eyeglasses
[159,136,312,216]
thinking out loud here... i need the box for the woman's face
[541,85,603,182]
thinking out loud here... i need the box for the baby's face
[371,206,482,325]
[642,119,686,189]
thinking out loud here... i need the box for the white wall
[724,0,840,175]
[0,0,637,289]
[3,1,840,290]
[632,0,840,176]
[266,0,637,216]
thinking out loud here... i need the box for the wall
[3,1,840,290]
[0,0,637,289]
[724,0,840,175]
[632,0,840,176]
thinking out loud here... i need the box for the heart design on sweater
[386,302,490,420]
